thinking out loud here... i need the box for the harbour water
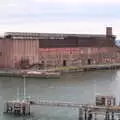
[0,70,120,120]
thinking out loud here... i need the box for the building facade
[0,27,120,69]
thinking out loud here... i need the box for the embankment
[51,63,120,73]
[0,63,120,77]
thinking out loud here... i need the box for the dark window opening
[88,59,92,65]
[63,60,67,66]
[5,34,13,39]
[41,61,44,64]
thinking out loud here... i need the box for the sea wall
[0,63,120,78]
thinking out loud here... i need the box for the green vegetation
[52,63,120,72]
[54,66,81,71]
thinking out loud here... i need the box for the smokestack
[106,27,112,36]
[106,27,113,41]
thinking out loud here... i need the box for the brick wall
[0,39,39,68]
[39,47,120,67]
[12,39,39,68]
[0,38,119,69]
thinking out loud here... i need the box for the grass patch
[55,66,80,71]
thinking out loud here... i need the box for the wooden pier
[29,98,120,120]
[4,97,120,119]
[30,99,120,112]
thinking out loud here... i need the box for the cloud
[0,20,118,34]
[0,0,120,39]
[34,0,120,4]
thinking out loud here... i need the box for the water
[0,70,120,120]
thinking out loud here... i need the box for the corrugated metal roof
[5,32,107,38]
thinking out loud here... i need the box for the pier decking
[29,98,120,120]
[30,99,120,112]
[4,97,120,120]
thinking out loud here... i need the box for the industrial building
[0,27,119,69]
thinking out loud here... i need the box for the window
[63,60,67,66]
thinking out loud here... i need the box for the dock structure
[30,99,120,112]
[4,100,30,116]
[3,97,120,120]
[29,98,120,120]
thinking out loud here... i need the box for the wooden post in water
[94,112,97,120]
[84,108,87,120]
[111,112,114,120]
[23,75,26,101]
[105,111,109,120]
[78,108,83,120]
[17,88,20,101]
[118,112,120,120]
[107,111,110,120]
[88,110,92,120]
[105,111,107,120]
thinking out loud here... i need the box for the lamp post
[23,74,27,101]
[17,88,20,101]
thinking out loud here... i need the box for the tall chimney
[106,27,113,41]
[106,27,112,36]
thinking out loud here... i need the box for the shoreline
[0,63,120,78]
[52,63,120,73]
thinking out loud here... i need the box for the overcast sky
[0,0,120,39]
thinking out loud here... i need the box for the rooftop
[5,32,107,37]
[4,32,116,40]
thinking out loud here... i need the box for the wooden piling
[84,109,87,120]
[78,108,83,120]
[118,113,120,120]
[107,111,110,120]
[88,110,93,120]
[105,111,109,120]
[111,112,114,120]
[94,112,97,120]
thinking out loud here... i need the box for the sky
[0,0,120,39]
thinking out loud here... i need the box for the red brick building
[0,27,120,69]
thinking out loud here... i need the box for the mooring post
[94,112,97,120]
[105,111,109,120]
[108,111,110,120]
[88,110,92,120]
[105,111,107,120]
[78,108,83,120]
[111,111,114,120]
[84,108,87,120]
[118,113,120,120]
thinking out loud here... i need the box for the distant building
[0,27,120,69]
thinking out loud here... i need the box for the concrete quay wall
[0,63,120,78]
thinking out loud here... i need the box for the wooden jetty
[28,98,120,120]
[30,99,120,112]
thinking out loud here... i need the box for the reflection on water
[0,70,119,120]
